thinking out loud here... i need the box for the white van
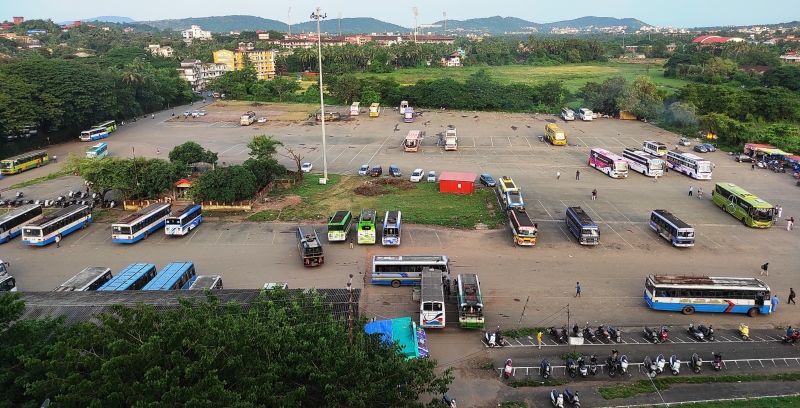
[561,107,575,121]
[578,108,594,121]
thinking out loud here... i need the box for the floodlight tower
[288,7,292,37]
[310,8,329,184]
[443,12,447,36]
[413,7,418,43]
[338,12,342,36]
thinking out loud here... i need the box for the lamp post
[311,8,328,184]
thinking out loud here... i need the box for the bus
[188,275,224,290]
[544,123,567,146]
[509,207,537,246]
[165,204,203,236]
[297,226,324,267]
[93,120,117,134]
[21,204,92,246]
[0,150,49,175]
[589,148,628,178]
[240,111,256,126]
[79,127,108,142]
[623,148,664,177]
[112,202,172,243]
[369,103,380,117]
[85,142,108,159]
[712,183,774,228]
[642,140,668,157]
[350,102,360,116]
[457,274,485,329]
[96,263,158,291]
[371,255,450,287]
[650,209,695,247]
[498,176,518,194]
[644,275,771,317]
[565,206,600,245]
[404,130,422,152]
[327,210,353,242]
[357,209,377,244]
[0,276,16,292]
[666,150,713,180]
[382,211,402,245]
[54,267,112,291]
[578,107,593,121]
[0,204,43,243]
[404,107,415,123]
[420,270,445,328]
[142,262,197,290]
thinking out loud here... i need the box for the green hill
[137,15,408,35]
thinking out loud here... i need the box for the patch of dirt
[354,181,386,196]
[252,194,302,212]
[353,178,417,196]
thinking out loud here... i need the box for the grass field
[250,174,506,228]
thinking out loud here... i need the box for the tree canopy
[168,141,219,166]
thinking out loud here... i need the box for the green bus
[0,150,49,175]
[712,183,774,228]
[327,210,353,242]
[93,120,117,134]
[357,209,377,244]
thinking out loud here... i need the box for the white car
[679,137,691,146]
[257,117,267,123]
[300,162,313,173]
[410,168,424,182]
[358,164,370,176]
[191,110,200,117]
[427,171,436,182]
[198,110,207,116]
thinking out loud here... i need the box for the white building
[181,25,212,41]
[148,44,174,58]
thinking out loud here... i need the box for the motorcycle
[619,355,629,375]
[699,324,714,341]
[606,355,618,378]
[550,389,564,408]
[563,389,580,407]
[566,357,577,378]
[712,352,723,371]
[597,324,610,342]
[550,326,564,343]
[659,326,669,343]
[503,359,513,379]
[688,321,704,341]
[644,327,659,343]
[669,355,681,375]
[691,353,703,373]
[495,326,505,346]
[583,323,597,342]
[441,395,457,408]
[541,359,552,379]
[739,323,750,341]
[643,355,657,377]
[607,326,621,343]
[561,326,569,342]
[589,355,598,375]
[485,330,497,348]
[577,356,588,378]
[781,329,800,344]
[572,323,582,338]
[655,354,666,375]
[15,191,24,198]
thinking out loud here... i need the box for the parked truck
[444,129,458,151]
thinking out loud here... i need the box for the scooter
[560,326,569,342]
[503,359,513,379]
[441,395,457,408]
[619,355,629,375]
[578,356,588,378]
[691,353,702,373]
[550,389,564,408]
[688,321,704,341]
[583,323,597,342]
[597,324,610,342]
[541,359,552,379]
[644,327,659,343]
[550,326,564,343]
[739,323,750,341]
[15,191,24,198]
[589,355,598,375]
[566,357,577,378]
[563,389,580,407]
[655,354,666,374]
[699,324,714,341]
[495,326,505,346]
[485,330,497,348]
[712,352,723,371]
[643,355,657,377]
[606,354,619,378]
[607,326,621,343]
[572,323,582,338]
[669,355,681,375]
[659,326,669,343]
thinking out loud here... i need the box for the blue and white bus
[371,255,450,288]
[21,204,92,246]
[381,210,402,246]
[565,206,600,245]
[650,209,695,247]
[165,204,202,236]
[54,267,113,291]
[141,262,197,290]
[97,263,158,291]
[85,142,108,159]
[188,275,224,290]
[112,202,172,243]
[0,204,43,243]
[79,127,108,142]
[645,275,771,317]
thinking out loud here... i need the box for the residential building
[176,59,203,90]
[213,49,235,71]
[780,51,800,64]
[203,63,230,81]
[148,44,174,58]
[234,48,277,80]
[181,25,212,41]
[441,52,461,67]
[13,17,24,24]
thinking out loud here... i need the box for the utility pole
[443,12,447,36]
[413,7,418,43]
[338,12,342,37]
[287,7,291,37]
[310,8,328,184]
[517,296,529,325]
[347,274,354,347]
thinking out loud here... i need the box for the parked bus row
[323,209,403,247]
[588,141,713,180]
[52,263,223,292]
[79,120,117,142]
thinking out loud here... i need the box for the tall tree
[168,141,219,166]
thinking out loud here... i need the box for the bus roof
[116,202,171,224]
[329,210,351,224]
[384,210,400,226]
[458,274,482,304]
[652,209,692,229]
[568,206,597,227]
[142,262,194,290]
[169,204,200,219]
[189,275,222,290]
[648,275,770,291]
[26,204,88,227]
[359,209,376,221]
[499,176,518,193]
[1,150,47,162]
[421,270,444,298]
[715,183,773,208]
[405,130,422,139]
[98,263,156,290]
[373,255,448,263]
[0,204,41,224]
[56,267,111,291]
[298,226,320,247]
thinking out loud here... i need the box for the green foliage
[23,292,452,407]
[74,156,186,200]
[501,327,544,338]
[762,64,800,91]
[168,141,218,165]
[576,76,628,115]
[508,379,567,388]
[617,76,666,119]
[191,165,258,202]
[247,134,284,160]
[243,157,286,189]
[599,373,800,400]
[248,209,280,221]
[664,102,699,128]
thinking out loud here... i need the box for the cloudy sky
[3,0,792,28]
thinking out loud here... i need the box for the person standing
[537,330,543,349]
[557,171,561,180]
[772,295,779,312]
[787,217,795,231]
[574,282,582,298]
[788,288,796,305]
[760,262,769,276]
[349,237,354,249]
[575,169,580,180]
[688,186,693,197]
[698,187,703,199]
[777,205,783,218]
[751,162,755,171]
[55,235,61,248]
[591,189,597,201]
[654,174,659,183]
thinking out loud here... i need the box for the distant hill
[434,15,648,34]
[79,16,136,24]
[540,16,647,30]
[138,15,408,35]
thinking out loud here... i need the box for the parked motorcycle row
[550,388,580,408]
[553,323,621,344]
[0,190,116,209]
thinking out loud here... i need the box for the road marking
[347,145,369,164]
[583,201,635,249]
[219,143,242,155]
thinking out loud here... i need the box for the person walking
[688,186,693,197]
[574,282,582,298]
[349,237,354,249]
[777,205,783,218]
[751,163,755,171]
[697,187,703,199]
[591,189,597,201]
[760,262,769,276]
[773,206,780,224]
[654,174,659,183]
[788,288,796,305]
[772,295,779,312]
[557,171,561,180]
[575,169,580,180]
[787,217,794,231]
[55,235,61,248]
[537,330,543,349]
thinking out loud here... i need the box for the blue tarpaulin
[365,317,428,359]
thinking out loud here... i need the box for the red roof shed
[438,172,477,194]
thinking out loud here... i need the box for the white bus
[650,209,695,247]
[623,148,664,177]
[54,267,113,291]
[0,204,43,243]
[371,255,450,287]
[589,148,628,178]
[578,107,594,121]
[21,204,92,246]
[645,275,771,317]
[382,210,402,246]
[642,140,668,157]
[420,270,446,328]
[457,274,485,329]
[79,127,108,142]
[164,204,203,236]
[112,202,172,243]
[85,142,108,159]
[666,150,713,179]
[350,102,360,116]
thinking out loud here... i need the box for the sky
[2,0,794,28]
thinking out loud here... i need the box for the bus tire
[391,280,401,288]
[682,306,695,315]
[144,231,148,240]
[81,221,88,229]
[747,307,759,317]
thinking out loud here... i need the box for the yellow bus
[0,150,49,175]
[369,103,380,117]
[544,123,567,146]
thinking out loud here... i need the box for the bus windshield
[22,228,41,237]
[614,161,629,172]
[752,208,773,221]
[677,230,695,238]
[651,159,664,170]
[0,162,11,169]
[697,162,713,173]
[582,228,599,237]
[112,226,131,234]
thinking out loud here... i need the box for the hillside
[434,15,648,34]
[540,16,647,30]
[138,15,408,35]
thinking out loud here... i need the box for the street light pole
[311,8,328,184]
